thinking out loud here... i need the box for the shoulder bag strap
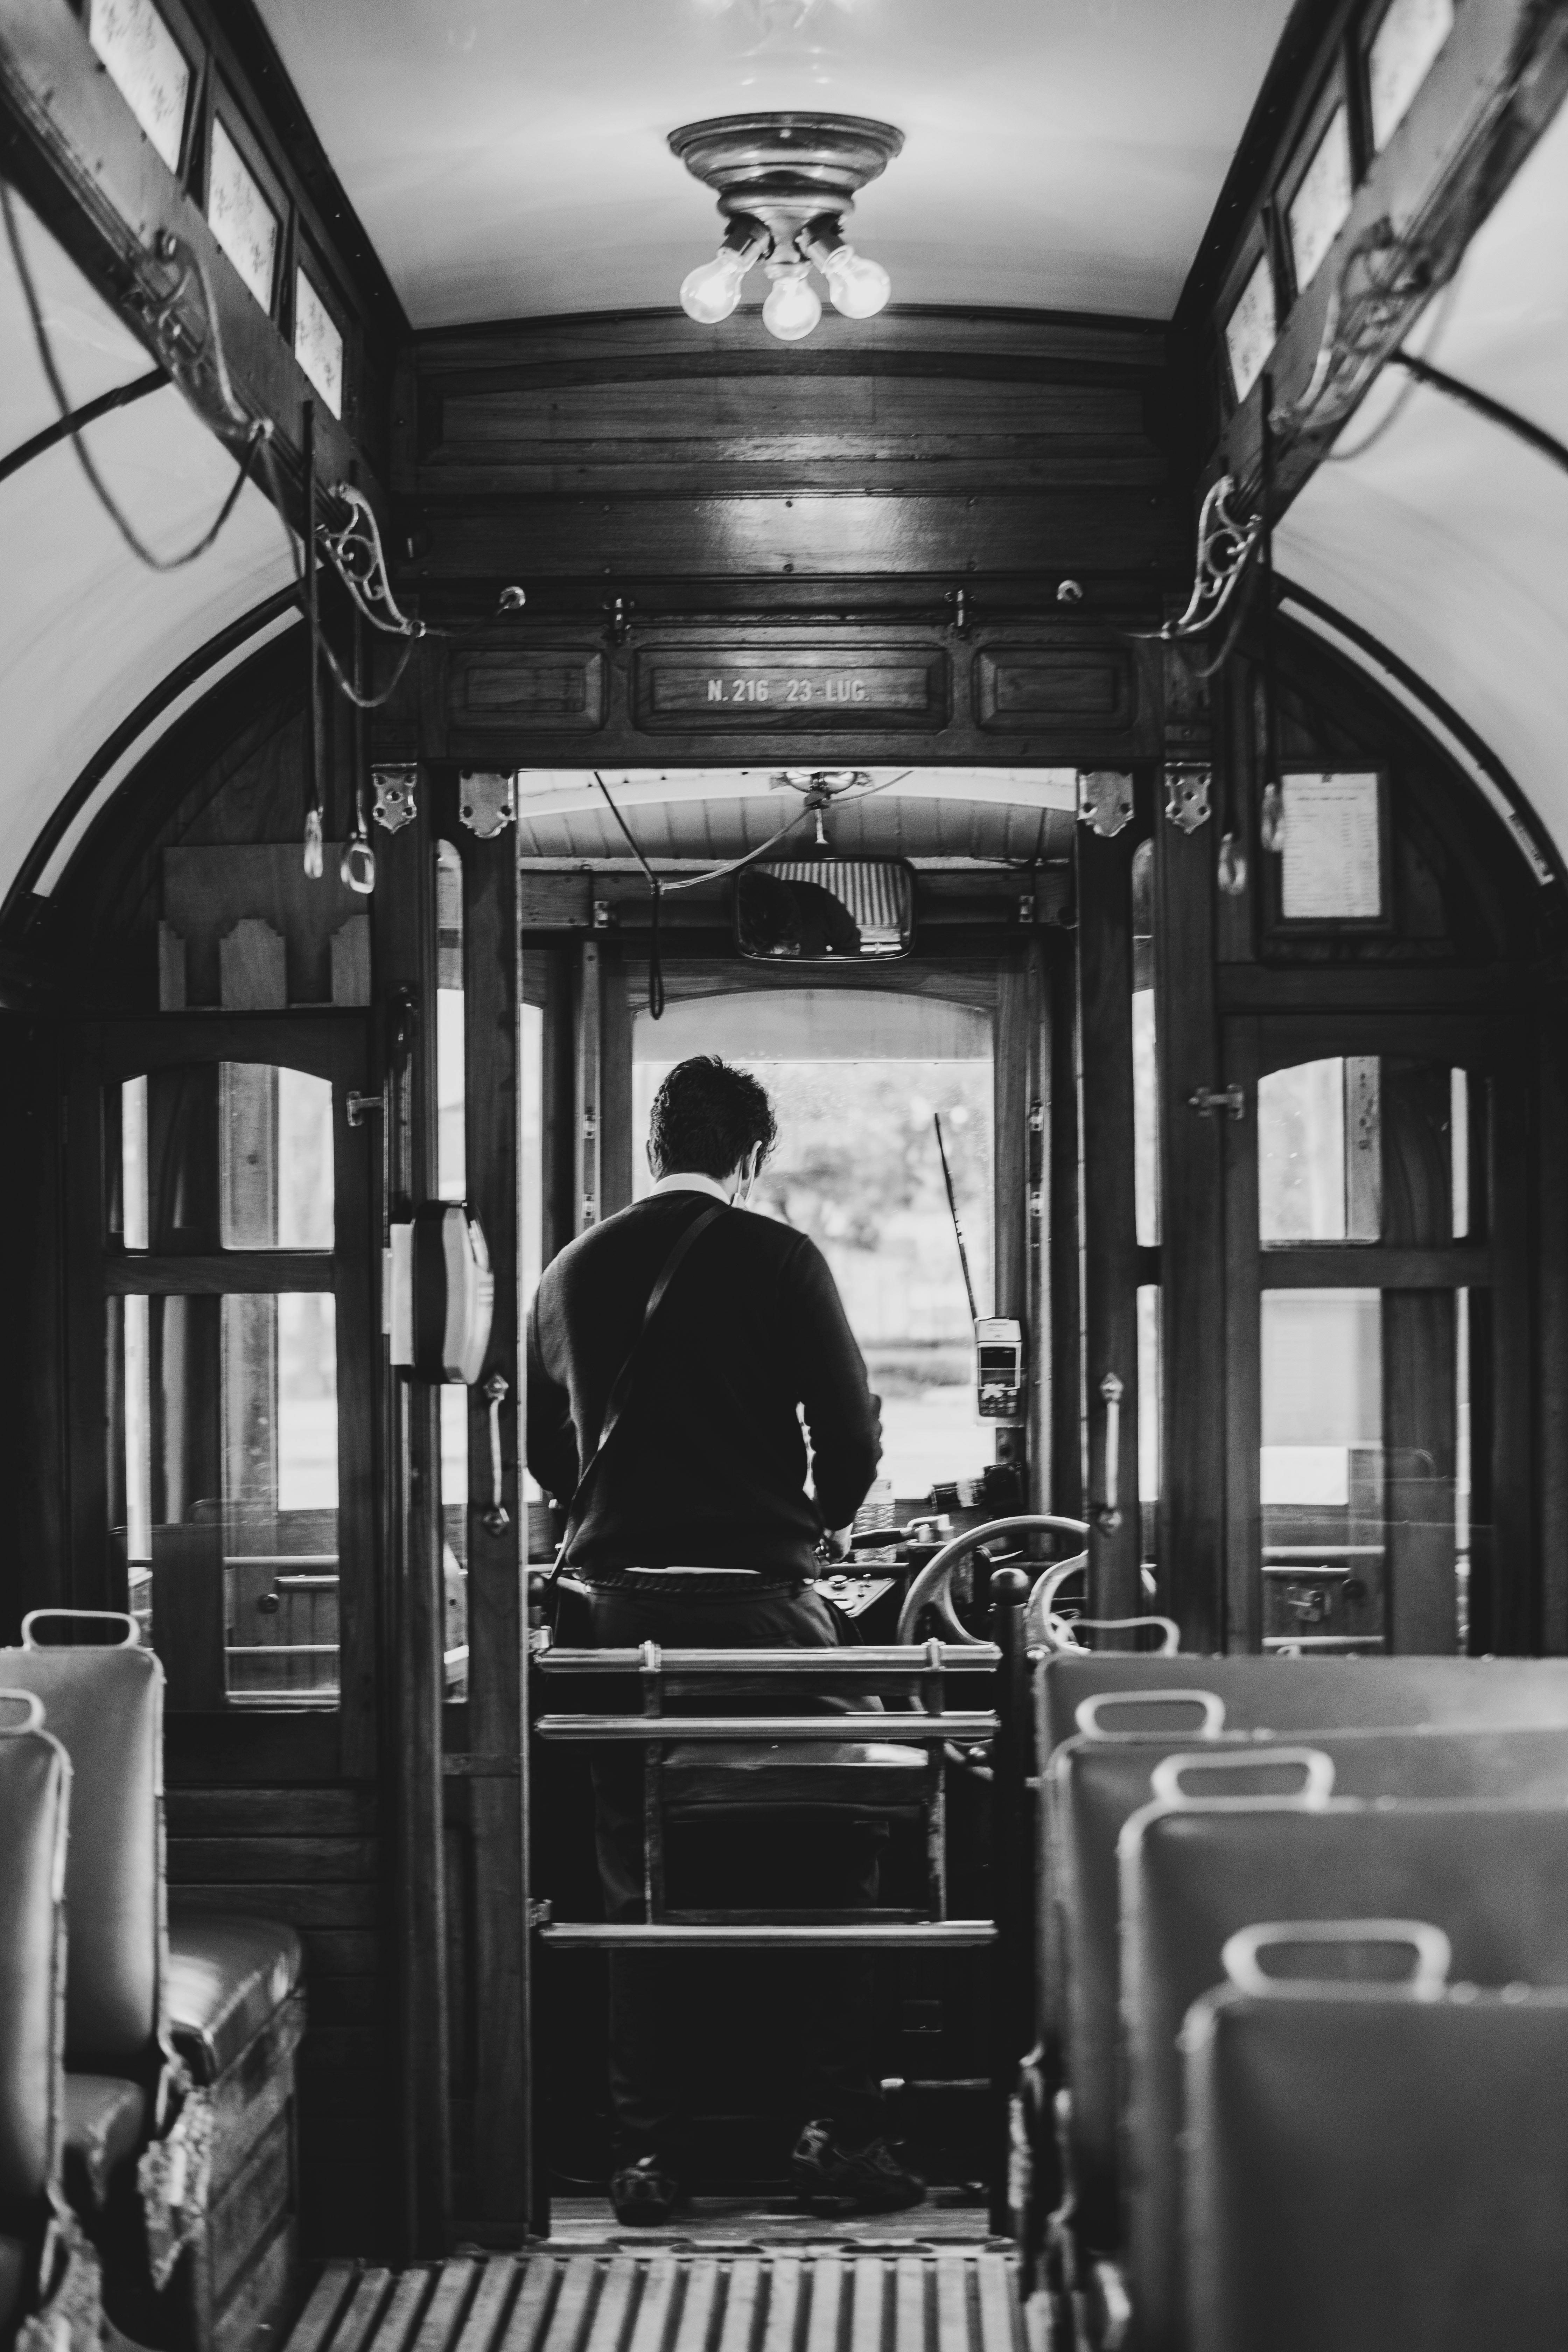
[553,1202,729,1566]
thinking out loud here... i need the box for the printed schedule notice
[1281,771,1384,920]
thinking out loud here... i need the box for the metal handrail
[536,1640,1000,1675]
[535,1710,999,1743]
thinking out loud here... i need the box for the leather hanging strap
[554,1202,729,1562]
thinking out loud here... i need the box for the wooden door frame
[1219,1008,1533,1655]
[65,1009,378,1771]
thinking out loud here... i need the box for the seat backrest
[1185,1976,1568,2352]
[0,1699,70,2220]
[1045,1724,1568,2249]
[1037,1652,1568,1760]
[1122,1800,1568,2352]
[0,1622,164,2072]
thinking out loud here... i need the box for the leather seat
[0,1710,71,2347]
[0,2236,27,2339]
[165,1918,303,2087]
[62,2076,148,2208]
[1045,1722,1568,2257]
[1185,1971,1568,2351]
[660,1737,929,1809]
[1122,1798,1568,2352]
[1038,1651,1568,1759]
[0,1643,162,2073]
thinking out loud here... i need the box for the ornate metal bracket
[1165,765,1212,832]
[459,772,516,840]
[1077,770,1134,839]
[371,765,417,833]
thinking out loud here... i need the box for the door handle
[1094,1371,1124,1535]
[482,1372,511,1536]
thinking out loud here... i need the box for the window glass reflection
[437,842,466,1202]
[1131,838,1159,1248]
[219,1064,333,1250]
[1259,1056,1381,1242]
[1261,1287,1385,1651]
[115,1289,340,1708]
[632,993,995,1498]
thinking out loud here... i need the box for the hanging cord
[341,601,376,892]
[1259,379,1284,861]
[2,181,266,567]
[301,399,324,879]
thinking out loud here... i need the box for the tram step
[281,2246,1032,2352]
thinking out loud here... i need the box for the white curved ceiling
[4,17,1568,920]
[1277,96,1568,881]
[252,0,1294,328]
[0,196,291,908]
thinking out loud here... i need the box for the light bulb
[820,243,891,320]
[680,244,751,325]
[762,266,822,343]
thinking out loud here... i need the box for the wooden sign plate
[633,648,948,732]
[450,651,606,730]
[975,643,1134,732]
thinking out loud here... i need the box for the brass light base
[667,113,904,243]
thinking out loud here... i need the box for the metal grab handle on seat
[482,1372,511,1536]
[0,1689,46,1732]
[1223,1918,1451,2000]
[1067,1614,1182,1656]
[1150,1744,1336,1808]
[1094,1372,1123,1535]
[1074,1688,1227,1740]
[21,1608,140,1648]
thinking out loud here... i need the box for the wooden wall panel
[395,308,1185,613]
[165,1781,393,2260]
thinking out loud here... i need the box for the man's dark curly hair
[648,1056,777,1182]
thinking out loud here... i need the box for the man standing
[527,1054,925,2223]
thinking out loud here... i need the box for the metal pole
[988,1564,1031,2233]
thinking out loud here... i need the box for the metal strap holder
[1188,1086,1246,1120]
[481,1372,510,1535]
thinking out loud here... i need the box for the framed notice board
[1266,767,1391,933]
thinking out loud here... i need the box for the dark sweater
[526,1189,882,1575]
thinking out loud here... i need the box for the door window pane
[520,998,547,1558]
[437,842,466,1201]
[1132,838,1159,1248]
[1259,1057,1381,1241]
[1261,1288,1384,1650]
[219,1064,334,1249]
[116,1290,340,1707]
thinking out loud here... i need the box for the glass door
[1223,1014,1530,1654]
[71,1016,377,1759]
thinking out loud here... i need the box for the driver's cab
[511,768,1103,2223]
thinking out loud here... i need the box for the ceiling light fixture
[668,112,903,344]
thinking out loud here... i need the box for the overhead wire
[2,181,267,569]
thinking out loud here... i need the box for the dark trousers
[575,1578,885,2167]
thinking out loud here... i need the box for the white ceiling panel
[252,0,1294,328]
[1277,101,1568,874]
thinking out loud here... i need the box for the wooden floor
[546,2194,1004,2247]
[281,2242,1031,2352]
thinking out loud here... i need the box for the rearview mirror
[734,859,914,962]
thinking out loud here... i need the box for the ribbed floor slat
[414,2260,481,2352]
[284,2247,1024,2352]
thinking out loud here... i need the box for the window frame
[69,1013,378,1772]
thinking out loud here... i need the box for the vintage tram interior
[4,0,1568,2346]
